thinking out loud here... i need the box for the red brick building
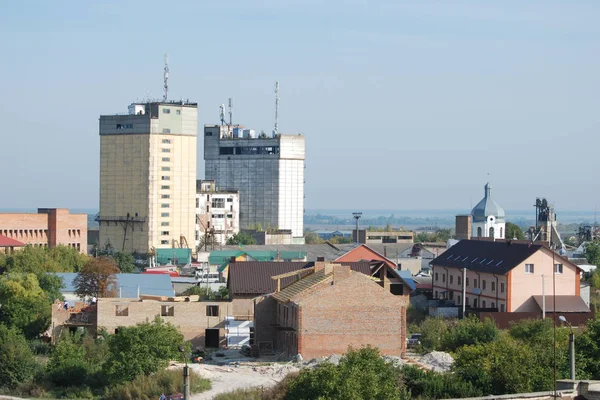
[270,263,407,359]
[0,208,87,253]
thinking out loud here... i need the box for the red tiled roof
[0,234,25,247]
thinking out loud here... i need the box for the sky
[1,1,599,213]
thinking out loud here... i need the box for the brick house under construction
[266,263,408,359]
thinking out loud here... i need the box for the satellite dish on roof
[472,288,482,295]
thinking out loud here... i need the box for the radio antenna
[163,53,169,102]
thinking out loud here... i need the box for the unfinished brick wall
[295,272,405,359]
[231,296,256,319]
[96,299,230,348]
[254,295,277,344]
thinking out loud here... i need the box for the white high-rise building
[203,125,305,241]
[196,180,240,248]
[98,101,198,254]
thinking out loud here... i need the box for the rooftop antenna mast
[163,53,169,102]
[274,81,280,136]
[219,104,226,126]
[228,98,233,126]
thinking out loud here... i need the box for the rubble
[419,351,454,372]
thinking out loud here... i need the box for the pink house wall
[509,249,578,312]
[433,268,508,310]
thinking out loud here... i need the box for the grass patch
[104,368,211,400]
[214,372,298,400]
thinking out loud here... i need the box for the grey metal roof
[54,273,175,298]
[471,182,505,223]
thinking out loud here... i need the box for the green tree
[328,235,353,244]
[505,222,525,240]
[0,325,39,389]
[304,230,324,244]
[400,364,482,399]
[418,317,448,352]
[0,273,51,339]
[2,245,88,274]
[47,332,89,386]
[585,241,600,266]
[226,232,257,245]
[103,316,186,384]
[442,316,498,351]
[286,346,408,400]
[73,257,119,299]
[576,318,600,379]
[113,251,136,273]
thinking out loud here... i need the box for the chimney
[332,265,352,284]
[315,259,327,272]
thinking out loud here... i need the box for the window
[442,274,445,283]
[500,304,505,312]
[435,291,438,298]
[466,277,470,287]
[206,305,219,317]
[483,280,486,290]
[161,204,170,208]
[161,166,170,171]
[161,240,169,244]
[162,128,171,133]
[457,295,461,305]
[161,212,169,217]
[161,176,170,180]
[489,227,495,237]
[458,276,462,285]
[213,214,224,219]
[212,198,225,208]
[474,279,478,288]
[176,109,181,115]
[161,194,170,199]
[162,139,171,144]
[525,264,534,274]
[500,282,505,293]
[450,275,454,284]
[115,305,129,316]
[435,273,439,282]
[473,298,478,308]
[162,148,170,153]
[161,222,169,226]
[500,227,503,238]
[482,300,486,308]
[491,281,496,291]
[491,302,495,308]
[163,108,171,114]
[161,305,174,316]
[161,185,170,190]
[466,297,470,306]
[196,198,199,208]
[227,198,233,202]
[161,231,169,235]
[227,214,233,219]
[554,263,563,274]
[162,157,170,162]
[116,123,133,129]
[477,227,482,237]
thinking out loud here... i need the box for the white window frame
[525,264,534,274]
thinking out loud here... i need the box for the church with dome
[470,182,505,239]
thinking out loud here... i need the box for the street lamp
[178,345,190,400]
[558,315,575,380]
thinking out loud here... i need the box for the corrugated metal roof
[227,261,374,296]
[532,295,590,313]
[54,272,175,298]
[272,270,332,303]
[209,250,307,266]
[156,248,191,266]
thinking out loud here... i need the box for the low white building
[196,180,240,249]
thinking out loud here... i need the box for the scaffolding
[95,213,146,251]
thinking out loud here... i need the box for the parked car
[407,333,422,348]
[168,394,184,400]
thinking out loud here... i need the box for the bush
[0,325,39,389]
[442,316,498,351]
[46,332,89,387]
[104,368,211,400]
[286,346,408,400]
[103,316,187,384]
[400,365,482,399]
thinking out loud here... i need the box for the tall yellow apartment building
[98,101,197,254]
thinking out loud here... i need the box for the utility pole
[353,212,362,244]
[462,268,467,318]
[542,275,546,319]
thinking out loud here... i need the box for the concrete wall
[99,103,197,254]
[96,298,228,348]
[296,273,405,359]
[0,209,87,253]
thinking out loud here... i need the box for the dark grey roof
[431,240,543,274]
[471,182,505,222]
[532,295,590,313]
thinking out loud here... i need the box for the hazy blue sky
[1,1,599,212]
